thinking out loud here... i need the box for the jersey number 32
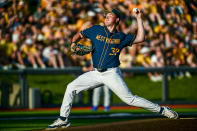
[109,48,119,56]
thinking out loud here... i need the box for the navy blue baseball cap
[104,9,121,19]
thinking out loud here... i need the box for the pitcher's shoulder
[88,24,103,30]
[94,24,104,28]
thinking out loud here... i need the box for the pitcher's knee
[66,83,76,95]
[121,95,136,105]
[67,83,73,89]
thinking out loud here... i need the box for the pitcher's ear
[116,18,120,24]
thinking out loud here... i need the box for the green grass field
[1,73,197,105]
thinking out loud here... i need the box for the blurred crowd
[0,0,197,79]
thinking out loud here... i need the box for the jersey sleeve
[80,25,98,39]
[121,34,136,47]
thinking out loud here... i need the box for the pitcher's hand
[132,8,143,19]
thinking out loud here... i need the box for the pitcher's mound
[43,118,197,131]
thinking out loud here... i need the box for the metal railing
[1,66,197,108]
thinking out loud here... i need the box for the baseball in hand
[132,8,139,13]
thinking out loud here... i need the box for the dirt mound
[41,118,197,131]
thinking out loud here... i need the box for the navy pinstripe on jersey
[80,25,135,70]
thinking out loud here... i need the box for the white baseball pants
[60,67,161,117]
[92,86,111,107]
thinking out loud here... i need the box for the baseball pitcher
[47,8,178,130]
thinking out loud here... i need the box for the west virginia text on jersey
[96,34,120,44]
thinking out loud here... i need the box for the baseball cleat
[161,106,179,119]
[91,106,98,111]
[104,106,110,112]
[46,118,70,130]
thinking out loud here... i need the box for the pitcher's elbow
[134,37,145,44]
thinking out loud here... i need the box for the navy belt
[97,68,107,72]
[94,67,116,72]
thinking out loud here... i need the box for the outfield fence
[0,66,197,108]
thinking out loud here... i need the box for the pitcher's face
[104,13,117,26]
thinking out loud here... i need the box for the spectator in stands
[119,47,135,77]
[172,41,188,78]
[120,47,133,68]
[136,46,159,82]
[146,0,165,27]
[51,41,65,69]
[33,6,45,21]
[151,47,164,81]
[172,42,185,65]
[186,51,196,67]
[192,45,197,64]
[151,47,164,68]
[43,43,58,69]
[185,0,197,34]
[1,33,25,69]
[20,38,46,69]
[190,35,197,67]
[136,47,151,66]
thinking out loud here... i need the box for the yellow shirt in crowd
[0,39,17,57]
[173,48,187,61]
[136,54,152,66]
[21,45,37,58]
